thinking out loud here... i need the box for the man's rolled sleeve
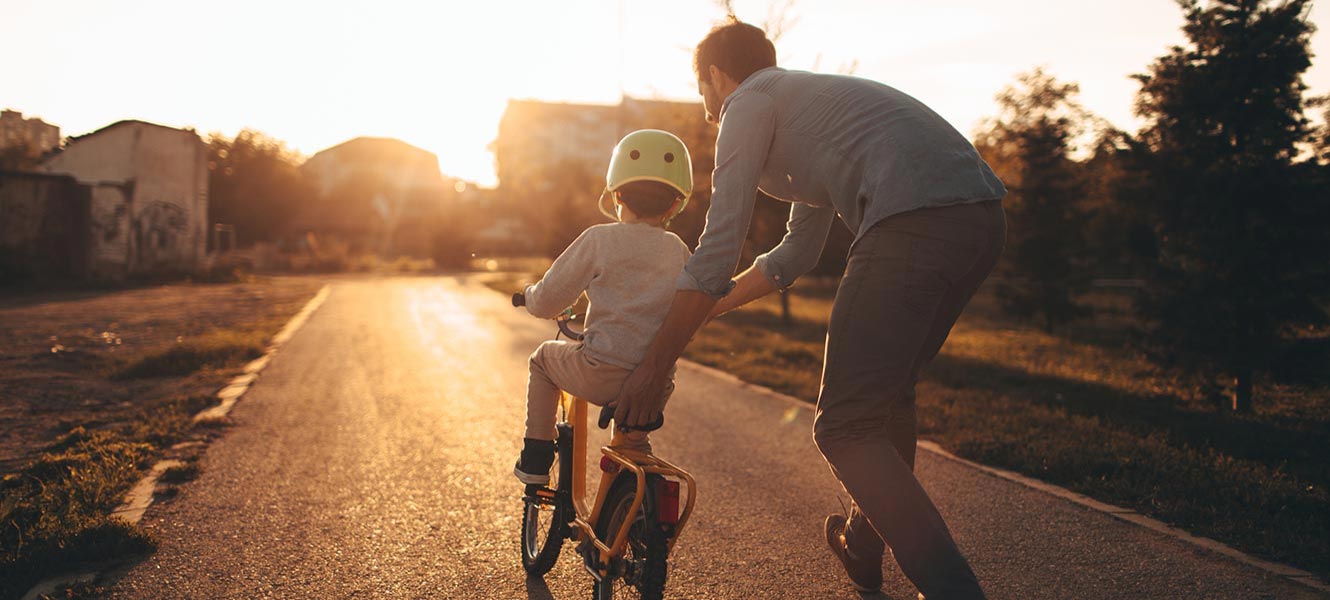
[753,202,836,290]
[678,90,777,299]
[675,265,734,298]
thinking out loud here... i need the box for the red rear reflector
[600,456,621,474]
[657,480,680,525]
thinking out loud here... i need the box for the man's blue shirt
[677,67,1007,297]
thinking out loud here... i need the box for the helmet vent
[630,149,641,160]
[664,152,675,163]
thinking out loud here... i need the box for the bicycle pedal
[524,485,557,502]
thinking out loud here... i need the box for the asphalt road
[101,276,1326,599]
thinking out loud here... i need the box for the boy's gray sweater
[524,222,692,370]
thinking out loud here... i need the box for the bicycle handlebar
[557,319,584,342]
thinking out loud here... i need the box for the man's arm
[709,265,778,320]
[613,90,776,428]
[613,289,714,428]
[710,202,836,320]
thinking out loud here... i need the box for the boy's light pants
[526,341,674,453]
[814,199,1004,600]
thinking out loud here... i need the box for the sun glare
[2,0,1327,186]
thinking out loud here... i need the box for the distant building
[25,120,208,279]
[0,109,61,155]
[490,97,708,254]
[299,137,456,256]
[492,96,704,197]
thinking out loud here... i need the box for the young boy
[514,129,694,489]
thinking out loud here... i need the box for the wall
[0,172,90,280]
[86,182,132,279]
[127,124,208,272]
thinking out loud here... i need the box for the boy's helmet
[601,129,693,220]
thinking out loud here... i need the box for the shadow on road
[524,575,555,600]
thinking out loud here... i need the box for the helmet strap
[597,188,618,221]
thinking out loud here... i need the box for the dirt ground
[0,276,327,474]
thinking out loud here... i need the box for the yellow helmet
[600,129,693,221]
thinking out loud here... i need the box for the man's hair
[615,181,680,219]
[693,16,776,85]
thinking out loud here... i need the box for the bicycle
[512,292,697,600]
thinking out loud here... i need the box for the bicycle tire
[521,451,567,576]
[591,474,668,600]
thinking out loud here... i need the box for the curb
[676,359,1330,595]
[193,284,329,425]
[21,284,332,600]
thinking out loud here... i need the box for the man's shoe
[825,513,883,593]
[514,438,556,486]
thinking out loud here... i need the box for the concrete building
[491,97,709,254]
[492,96,705,197]
[32,120,209,279]
[0,109,61,155]
[299,137,454,257]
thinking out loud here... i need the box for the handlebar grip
[512,292,526,307]
[597,404,665,432]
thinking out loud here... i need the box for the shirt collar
[719,66,782,119]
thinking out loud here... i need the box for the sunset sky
[5,0,1328,187]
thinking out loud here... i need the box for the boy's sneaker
[513,438,556,486]
[825,513,883,593]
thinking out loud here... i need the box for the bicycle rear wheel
[521,451,567,576]
[592,474,668,600]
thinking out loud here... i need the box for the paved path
[101,276,1326,599]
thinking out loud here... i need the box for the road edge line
[193,284,330,424]
[21,284,332,600]
[677,359,1330,595]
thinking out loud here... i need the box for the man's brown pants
[814,199,1005,600]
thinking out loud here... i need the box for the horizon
[5,0,1328,187]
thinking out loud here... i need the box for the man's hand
[614,362,672,428]
[611,290,716,428]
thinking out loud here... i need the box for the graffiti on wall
[134,200,188,266]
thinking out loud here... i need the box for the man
[613,17,1005,599]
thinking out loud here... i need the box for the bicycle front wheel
[521,452,567,576]
[592,474,667,600]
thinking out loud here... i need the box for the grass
[483,270,1330,579]
[2,310,305,597]
[0,428,157,599]
[104,326,274,380]
[0,393,217,598]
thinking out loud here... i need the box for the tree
[1315,96,1330,164]
[206,130,313,247]
[1130,0,1329,412]
[975,68,1095,332]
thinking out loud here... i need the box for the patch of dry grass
[0,428,157,599]
[0,276,326,596]
[103,317,289,380]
